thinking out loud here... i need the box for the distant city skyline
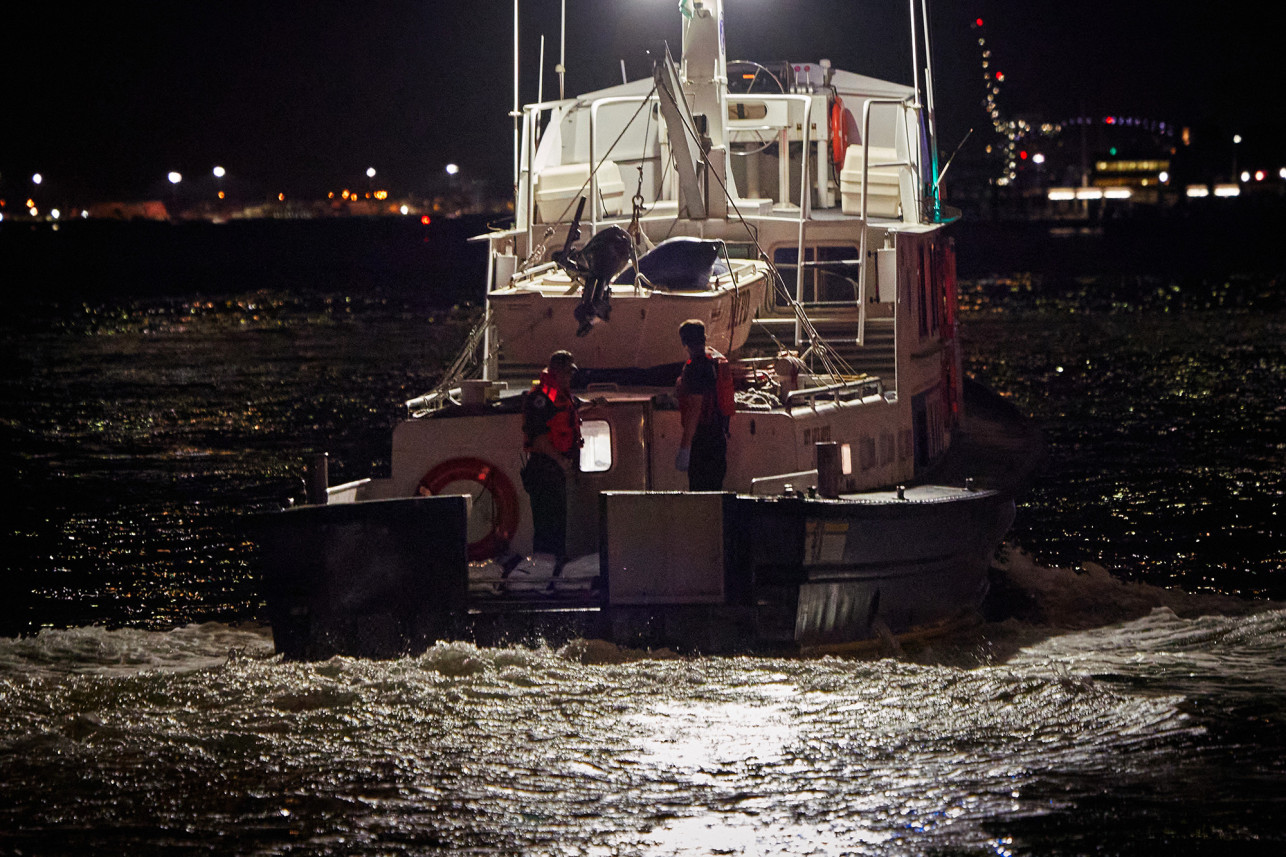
[4,1,1280,207]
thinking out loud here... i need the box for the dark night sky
[4,0,1279,204]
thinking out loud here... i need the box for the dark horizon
[5,1,1282,207]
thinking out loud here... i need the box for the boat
[251,0,1044,659]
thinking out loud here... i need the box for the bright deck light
[1213,184,1240,197]
[1186,185,1210,198]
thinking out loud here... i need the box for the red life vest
[529,369,581,454]
[682,347,736,424]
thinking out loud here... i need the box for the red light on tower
[420,215,432,226]
[975,18,984,27]
[1019,151,1028,160]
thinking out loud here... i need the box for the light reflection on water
[2,269,1283,852]
[2,277,1281,635]
[2,605,1283,855]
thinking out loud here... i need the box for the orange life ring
[829,97,849,168]
[417,457,519,561]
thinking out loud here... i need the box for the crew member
[520,350,581,569]
[675,319,729,491]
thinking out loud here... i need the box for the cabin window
[579,420,612,472]
[772,245,862,306]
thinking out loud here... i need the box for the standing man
[520,350,581,570]
[675,319,729,491]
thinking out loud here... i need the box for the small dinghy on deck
[489,233,769,371]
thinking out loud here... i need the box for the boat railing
[749,469,818,496]
[783,376,883,410]
[854,97,921,396]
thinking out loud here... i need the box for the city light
[32,173,42,185]
[446,163,460,176]
[366,167,377,178]
[213,166,226,178]
[168,172,182,184]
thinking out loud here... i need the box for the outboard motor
[552,197,635,336]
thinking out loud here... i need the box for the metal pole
[559,0,566,99]
[921,0,941,217]
[538,34,545,106]
[908,0,920,107]
[305,453,329,505]
[513,1,520,188]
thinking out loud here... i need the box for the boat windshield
[771,245,862,306]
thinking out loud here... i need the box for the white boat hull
[489,269,767,369]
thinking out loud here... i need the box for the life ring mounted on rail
[829,97,849,169]
[417,457,519,561]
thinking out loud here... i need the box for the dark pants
[688,423,728,491]
[521,452,567,557]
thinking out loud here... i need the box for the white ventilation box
[840,145,910,219]
[535,160,625,222]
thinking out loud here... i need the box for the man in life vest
[675,319,732,491]
[520,350,582,570]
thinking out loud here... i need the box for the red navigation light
[975,18,984,27]
[1106,116,1116,124]
[420,215,432,226]
[1019,150,1028,160]
[995,71,1004,82]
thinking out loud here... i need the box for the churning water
[1,219,1282,854]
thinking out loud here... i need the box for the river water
[1,218,1283,854]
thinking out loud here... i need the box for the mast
[512,1,520,188]
[920,0,942,218]
[680,0,728,149]
[669,0,731,218]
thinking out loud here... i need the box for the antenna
[512,1,520,187]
